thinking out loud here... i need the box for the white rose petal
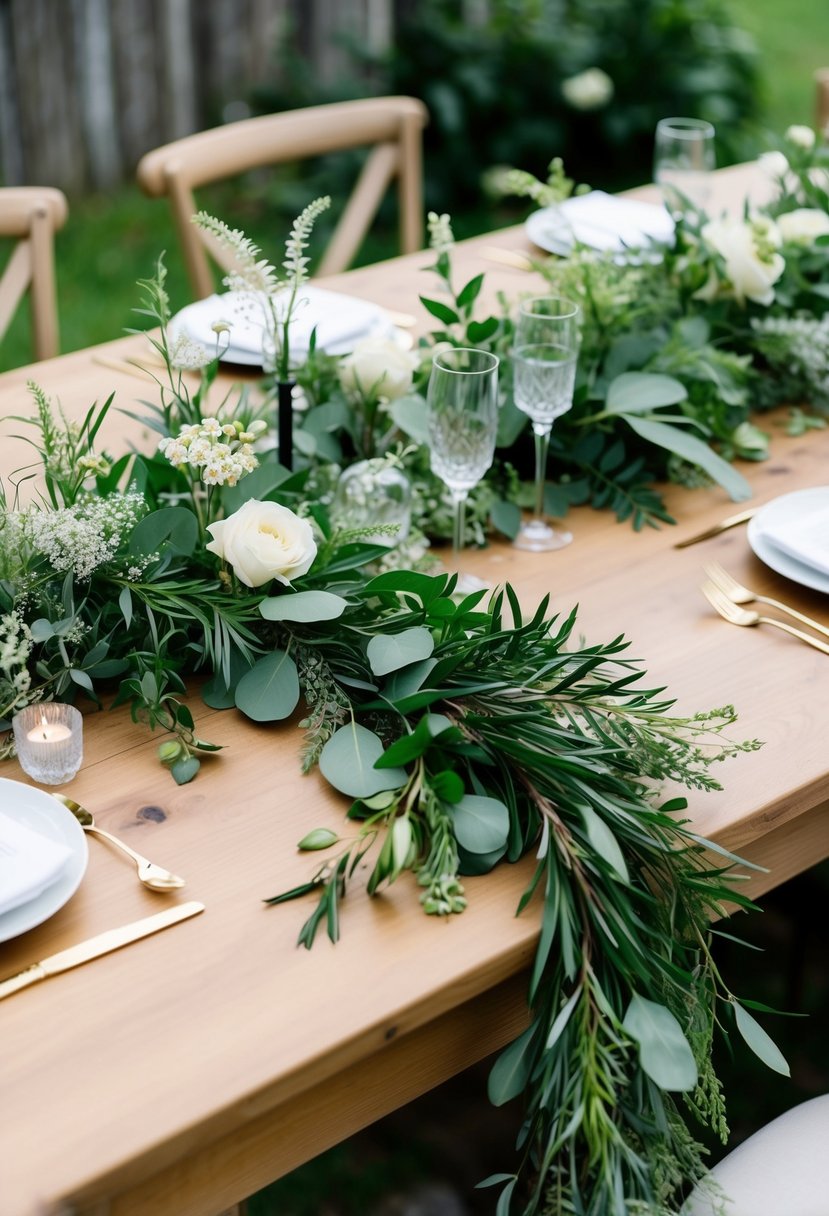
[206,499,317,588]
[338,337,419,402]
[785,124,816,150]
[701,216,785,307]
[777,208,829,245]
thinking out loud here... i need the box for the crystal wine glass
[426,347,500,561]
[511,295,580,552]
[653,117,716,218]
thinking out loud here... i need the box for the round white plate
[169,287,397,368]
[747,487,829,594]
[0,778,88,943]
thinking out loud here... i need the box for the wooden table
[3,162,829,1216]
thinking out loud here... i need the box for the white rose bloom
[785,124,816,150]
[338,337,419,402]
[206,499,317,588]
[808,166,829,192]
[561,67,614,111]
[777,208,829,244]
[701,216,785,306]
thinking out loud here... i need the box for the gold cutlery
[673,506,758,548]
[386,309,417,329]
[704,561,829,640]
[481,246,535,271]
[701,580,829,655]
[0,901,204,1000]
[53,794,185,891]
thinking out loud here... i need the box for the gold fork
[701,580,829,655]
[704,561,829,641]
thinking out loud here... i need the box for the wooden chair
[136,96,429,300]
[0,187,68,360]
[683,1095,829,1215]
[816,68,829,133]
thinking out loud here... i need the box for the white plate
[747,487,829,594]
[170,286,397,368]
[0,779,88,942]
[525,190,674,258]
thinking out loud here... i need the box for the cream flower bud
[338,337,419,402]
[561,67,614,111]
[785,124,816,150]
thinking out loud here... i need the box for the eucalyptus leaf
[579,806,630,884]
[260,590,348,622]
[170,755,201,785]
[389,394,429,444]
[234,650,299,722]
[319,722,407,798]
[449,794,510,854]
[733,1001,790,1076]
[488,1023,537,1106]
[129,506,199,556]
[622,993,697,1092]
[367,627,435,677]
[605,371,688,414]
[623,414,752,501]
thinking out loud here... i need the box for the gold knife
[673,506,758,549]
[0,900,205,1000]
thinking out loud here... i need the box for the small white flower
[785,124,816,150]
[167,332,213,371]
[561,67,614,111]
[427,212,454,253]
[201,417,222,437]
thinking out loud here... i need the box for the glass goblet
[426,347,499,561]
[511,295,579,552]
[653,117,716,218]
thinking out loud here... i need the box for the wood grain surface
[2,162,828,1216]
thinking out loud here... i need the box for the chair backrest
[0,187,67,361]
[816,68,829,133]
[136,96,429,300]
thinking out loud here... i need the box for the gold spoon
[52,794,185,892]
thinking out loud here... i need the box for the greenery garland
[0,184,803,1214]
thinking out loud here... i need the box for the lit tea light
[12,704,83,785]
[27,715,73,744]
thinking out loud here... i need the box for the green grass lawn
[728,0,829,134]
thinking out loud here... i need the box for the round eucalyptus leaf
[234,650,300,722]
[367,627,434,677]
[449,794,510,854]
[319,722,407,798]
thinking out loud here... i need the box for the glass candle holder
[12,704,83,785]
[333,459,412,548]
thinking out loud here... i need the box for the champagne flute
[426,347,500,561]
[512,295,579,552]
[653,117,716,218]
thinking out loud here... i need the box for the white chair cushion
[683,1095,829,1215]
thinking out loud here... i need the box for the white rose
[701,216,785,306]
[776,208,829,244]
[338,337,419,402]
[561,67,614,111]
[205,499,317,588]
[785,124,816,150]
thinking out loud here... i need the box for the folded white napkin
[759,504,829,575]
[174,286,394,361]
[0,810,73,917]
[534,191,675,253]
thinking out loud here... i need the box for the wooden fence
[0,0,467,194]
